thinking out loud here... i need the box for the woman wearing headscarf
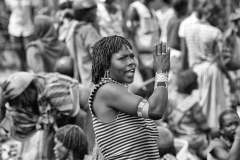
[0,72,92,159]
[26,15,70,73]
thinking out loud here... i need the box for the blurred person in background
[157,126,177,160]
[56,0,75,42]
[26,15,70,73]
[65,0,101,90]
[166,0,189,89]
[0,72,92,159]
[185,1,232,128]
[54,125,89,160]
[167,0,188,52]
[5,0,39,71]
[179,0,200,70]
[54,56,96,154]
[97,0,125,37]
[164,69,217,159]
[156,0,174,43]
[207,109,240,160]
[126,0,160,98]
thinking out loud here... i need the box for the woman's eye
[120,57,125,60]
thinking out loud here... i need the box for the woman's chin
[125,77,135,84]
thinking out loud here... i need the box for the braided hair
[91,35,132,84]
[55,125,88,160]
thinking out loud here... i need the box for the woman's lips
[125,69,135,77]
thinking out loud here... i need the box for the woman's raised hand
[153,41,171,73]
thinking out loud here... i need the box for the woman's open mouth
[125,69,135,77]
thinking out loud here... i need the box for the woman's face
[109,45,137,84]
[54,138,69,160]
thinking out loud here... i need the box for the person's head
[104,0,117,5]
[59,0,73,10]
[197,1,225,29]
[173,0,188,18]
[1,72,39,115]
[54,125,88,160]
[54,56,74,78]
[157,126,176,158]
[176,69,198,95]
[0,72,40,139]
[91,35,137,85]
[219,109,240,141]
[230,9,240,33]
[72,0,97,23]
[192,0,201,12]
[33,15,58,41]
[158,0,171,6]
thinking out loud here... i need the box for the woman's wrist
[156,70,169,75]
[154,72,168,90]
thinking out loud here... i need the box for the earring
[104,70,110,79]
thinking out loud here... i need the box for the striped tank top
[89,79,160,160]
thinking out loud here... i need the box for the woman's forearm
[148,87,168,120]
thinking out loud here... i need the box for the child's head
[173,0,189,18]
[157,126,176,158]
[219,109,240,140]
[176,69,198,95]
[54,125,88,160]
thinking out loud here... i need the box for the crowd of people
[0,0,240,159]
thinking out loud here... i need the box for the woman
[89,35,170,159]
[184,1,231,127]
[0,72,91,159]
[26,15,70,73]
[54,125,88,160]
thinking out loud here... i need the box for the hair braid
[91,35,132,84]
[55,125,88,160]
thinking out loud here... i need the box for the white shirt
[156,8,174,42]
[5,0,36,37]
[178,12,199,38]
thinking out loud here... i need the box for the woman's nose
[127,57,136,66]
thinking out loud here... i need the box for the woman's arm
[98,42,170,120]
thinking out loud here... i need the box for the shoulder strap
[168,95,197,125]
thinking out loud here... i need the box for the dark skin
[212,113,240,160]
[93,42,170,122]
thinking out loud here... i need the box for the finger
[162,42,167,55]
[166,47,171,59]
[157,41,162,56]
[153,43,157,58]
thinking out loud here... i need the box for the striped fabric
[89,80,160,160]
[6,73,80,141]
[185,22,222,67]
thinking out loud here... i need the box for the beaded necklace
[100,78,128,89]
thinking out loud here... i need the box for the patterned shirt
[97,3,124,37]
